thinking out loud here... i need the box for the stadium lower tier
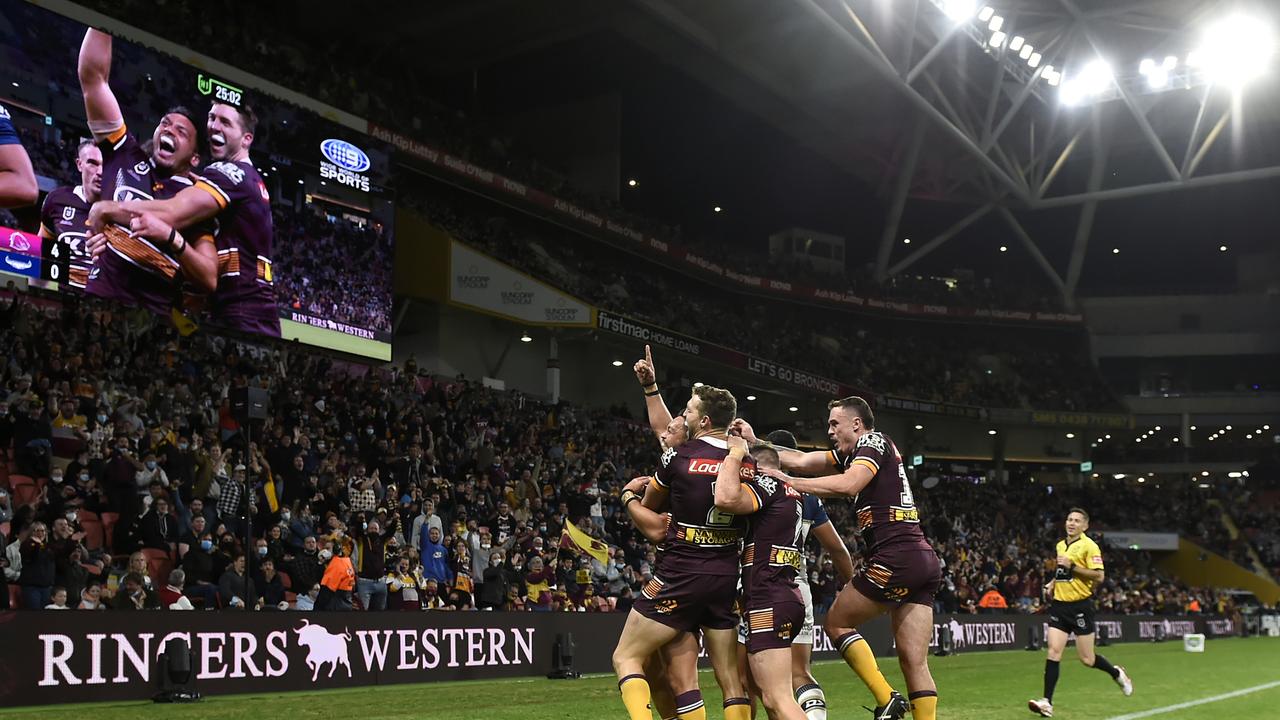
[0,607,1259,706]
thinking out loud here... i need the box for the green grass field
[1,637,1275,719]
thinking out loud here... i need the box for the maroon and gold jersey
[653,436,749,577]
[193,160,280,337]
[86,126,208,314]
[739,473,803,608]
[830,431,930,554]
[39,185,92,289]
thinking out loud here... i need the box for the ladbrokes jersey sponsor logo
[36,619,536,688]
[686,458,754,479]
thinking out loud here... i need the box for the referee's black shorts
[1048,597,1096,636]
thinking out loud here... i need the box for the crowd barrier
[0,610,1240,706]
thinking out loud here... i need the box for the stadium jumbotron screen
[0,0,395,359]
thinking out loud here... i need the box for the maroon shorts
[634,572,738,632]
[744,601,805,653]
[851,546,942,607]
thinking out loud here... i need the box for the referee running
[1028,507,1133,717]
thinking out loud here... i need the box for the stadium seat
[78,512,104,545]
[7,584,19,610]
[0,521,10,541]
[12,483,39,507]
[278,570,291,590]
[8,474,33,490]
[100,512,119,549]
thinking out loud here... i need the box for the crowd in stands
[0,1,393,336]
[80,0,1068,317]
[0,286,1264,616]
[413,183,1117,412]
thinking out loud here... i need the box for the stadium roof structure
[322,0,1280,302]
[617,0,1280,306]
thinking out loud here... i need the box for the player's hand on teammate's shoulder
[624,476,650,494]
[725,434,748,453]
[730,418,757,442]
[758,466,790,483]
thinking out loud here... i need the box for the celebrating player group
[613,346,1134,720]
[30,28,280,335]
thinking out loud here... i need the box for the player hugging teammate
[614,346,933,720]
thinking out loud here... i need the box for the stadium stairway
[1156,537,1280,605]
[1207,498,1274,583]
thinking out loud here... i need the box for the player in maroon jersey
[77,28,219,314]
[39,140,102,289]
[91,97,278,336]
[715,435,807,720]
[614,365,750,720]
[736,397,941,720]
[0,103,37,208]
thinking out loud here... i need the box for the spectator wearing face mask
[477,550,511,610]
[135,452,169,495]
[180,532,221,608]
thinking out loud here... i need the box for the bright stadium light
[520,332,532,343]
[988,14,1004,32]
[1201,471,1210,477]
[627,178,638,187]
[1114,474,1126,479]
[789,406,799,412]
[1226,425,1233,430]
[989,31,1007,48]
[1137,477,1146,483]
[1154,425,1161,431]
[713,206,722,213]
[1065,433,1075,438]
[1192,15,1277,87]
[915,424,925,430]
[1043,66,1061,86]
[977,6,995,22]
[1104,434,1111,439]
[1220,245,1228,252]
[1190,425,1197,430]
[611,360,624,367]
[1028,52,1042,68]
[1060,60,1113,106]
[746,395,756,401]
[942,0,979,22]
[1173,437,1180,442]
[1018,44,1033,60]
[1112,247,1120,254]
[693,382,704,388]
[988,429,998,435]
[999,245,1008,252]
[903,238,911,244]
[1010,36,1025,52]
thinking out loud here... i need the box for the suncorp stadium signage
[320,138,371,191]
[449,241,593,327]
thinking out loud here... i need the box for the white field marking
[1103,680,1280,720]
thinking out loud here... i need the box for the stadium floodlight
[1173,437,1180,442]
[1018,43,1032,59]
[789,406,799,412]
[1225,425,1232,430]
[611,360,623,367]
[988,14,1004,32]
[1219,245,1228,251]
[1065,433,1075,438]
[1010,36,1025,52]
[1140,58,1171,89]
[987,429,998,435]
[1105,434,1111,439]
[746,395,756,401]
[1114,474,1126,479]
[1042,66,1061,85]
[627,178,638,187]
[1265,424,1272,430]
[1060,59,1114,106]
[1247,434,1254,439]
[915,424,925,430]
[1191,15,1277,88]
[1111,247,1120,254]
[1136,477,1145,483]
[1201,471,1210,476]
[1028,52,1042,68]
[713,206,722,213]
[693,381,704,387]
[989,31,1007,48]
[1190,425,1197,430]
[942,0,979,22]
[520,332,532,343]
[1154,425,1161,431]
[977,6,995,22]
[999,245,1008,252]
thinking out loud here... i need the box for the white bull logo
[293,619,353,681]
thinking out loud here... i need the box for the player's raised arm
[78,29,124,143]
[713,435,760,515]
[635,344,673,441]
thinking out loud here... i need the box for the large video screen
[0,0,394,359]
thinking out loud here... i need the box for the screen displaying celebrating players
[0,3,395,359]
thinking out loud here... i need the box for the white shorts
[739,582,815,645]
[796,581,815,645]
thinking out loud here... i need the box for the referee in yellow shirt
[1028,508,1133,717]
